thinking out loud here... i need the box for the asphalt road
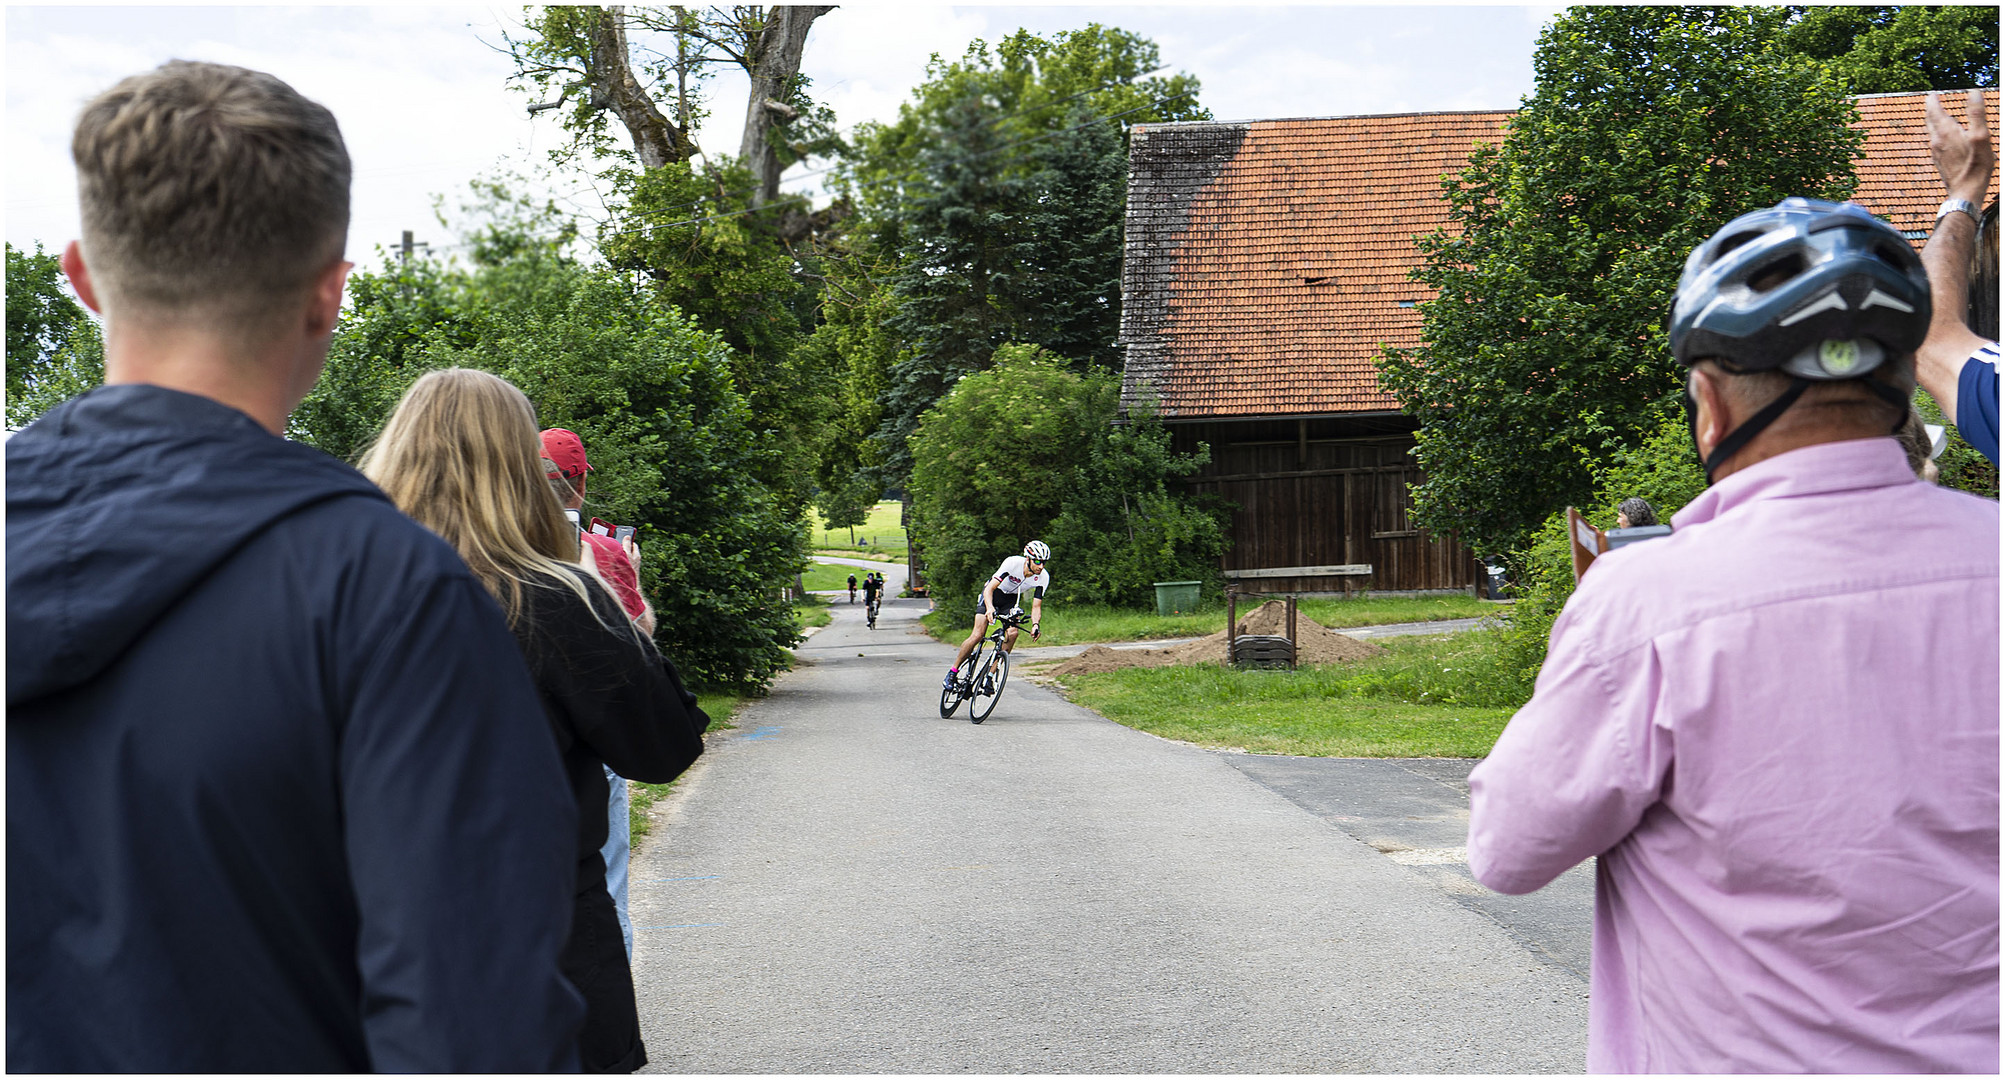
[629,597,1588,1073]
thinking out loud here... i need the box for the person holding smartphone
[540,429,656,973]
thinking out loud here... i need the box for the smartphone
[613,525,636,544]
[589,517,615,536]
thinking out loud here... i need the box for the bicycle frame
[940,611,1029,723]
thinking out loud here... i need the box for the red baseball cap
[539,429,592,481]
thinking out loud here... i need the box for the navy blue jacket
[6,385,586,1071]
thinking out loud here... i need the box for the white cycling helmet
[1023,540,1051,562]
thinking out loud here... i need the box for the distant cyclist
[861,572,880,625]
[847,573,858,604]
[945,541,1050,689]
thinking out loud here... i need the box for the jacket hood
[7,385,390,705]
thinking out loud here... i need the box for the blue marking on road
[741,725,782,740]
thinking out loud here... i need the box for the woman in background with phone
[362,369,708,1074]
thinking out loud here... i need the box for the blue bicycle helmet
[1669,198,1929,480]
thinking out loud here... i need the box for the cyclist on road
[861,572,880,624]
[847,573,858,604]
[945,541,1050,689]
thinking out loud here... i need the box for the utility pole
[395,231,430,301]
[397,230,430,263]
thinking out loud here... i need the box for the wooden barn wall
[1169,417,1472,593]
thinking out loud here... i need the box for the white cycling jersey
[987,555,1050,597]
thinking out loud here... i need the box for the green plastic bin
[1153,580,1202,616]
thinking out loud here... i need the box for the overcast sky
[5,3,1561,264]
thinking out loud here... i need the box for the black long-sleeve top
[512,567,710,891]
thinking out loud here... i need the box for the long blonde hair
[360,368,594,627]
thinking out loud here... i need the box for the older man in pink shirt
[1468,199,1999,1072]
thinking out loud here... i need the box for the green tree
[844,26,1204,491]
[1044,403,1230,608]
[598,157,832,512]
[1773,6,1999,93]
[6,242,99,416]
[804,252,906,500]
[504,6,844,516]
[298,236,807,692]
[1377,5,1865,556]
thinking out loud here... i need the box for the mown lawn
[631,691,746,841]
[1037,632,1521,758]
[921,593,1501,647]
[811,500,907,558]
[801,562,865,592]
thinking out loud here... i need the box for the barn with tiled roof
[1119,89,1999,594]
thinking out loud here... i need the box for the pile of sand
[1045,600,1384,676]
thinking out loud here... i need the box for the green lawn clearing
[1037,632,1519,758]
[801,561,865,592]
[921,594,1500,647]
[811,500,907,558]
[631,691,746,841]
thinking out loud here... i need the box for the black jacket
[6,385,586,1072]
[512,568,709,1072]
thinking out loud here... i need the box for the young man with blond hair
[7,62,583,1070]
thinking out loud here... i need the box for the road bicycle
[866,594,880,629]
[938,610,1029,724]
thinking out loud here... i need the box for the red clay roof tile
[1120,91,2000,421]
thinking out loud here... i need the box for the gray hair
[1616,497,1659,528]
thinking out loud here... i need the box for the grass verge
[920,594,1500,647]
[630,692,745,841]
[1036,632,1519,758]
[792,593,832,630]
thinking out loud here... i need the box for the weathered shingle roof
[1121,90,2001,421]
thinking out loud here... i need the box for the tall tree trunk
[588,6,699,169]
[739,6,834,207]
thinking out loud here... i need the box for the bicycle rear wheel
[970,650,1009,723]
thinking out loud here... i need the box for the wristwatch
[1935,197,1979,227]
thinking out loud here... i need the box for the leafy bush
[1494,407,1707,700]
[1915,388,2000,498]
[299,250,807,692]
[907,343,1227,621]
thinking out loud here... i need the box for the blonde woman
[361,368,708,1074]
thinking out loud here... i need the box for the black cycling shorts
[978,590,1024,618]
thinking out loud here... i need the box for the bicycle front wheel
[970,650,1009,723]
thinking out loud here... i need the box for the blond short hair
[72,60,349,326]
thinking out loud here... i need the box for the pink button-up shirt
[1468,437,1999,1073]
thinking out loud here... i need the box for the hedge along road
[628,595,1587,1072]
